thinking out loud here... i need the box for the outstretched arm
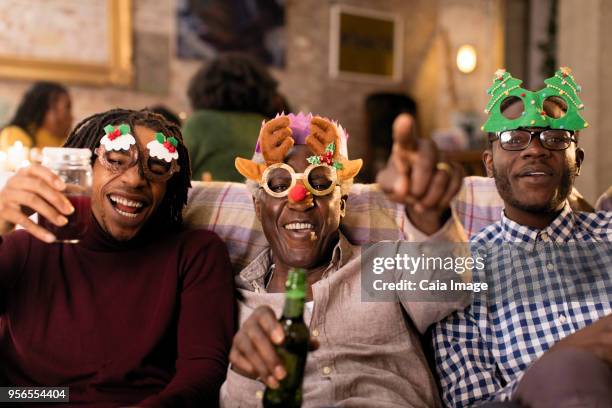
[0,165,74,309]
[377,114,464,235]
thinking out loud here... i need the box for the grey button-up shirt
[221,218,469,408]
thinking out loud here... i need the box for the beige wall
[0,0,503,166]
[558,0,612,202]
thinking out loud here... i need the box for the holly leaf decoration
[332,161,344,170]
[168,137,178,147]
[104,124,115,134]
[307,155,321,165]
[119,124,131,135]
[325,143,335,153]
[155,132,165,144]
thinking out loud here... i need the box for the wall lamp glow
[456,44,477,74]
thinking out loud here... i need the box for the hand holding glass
[38,148,92,243]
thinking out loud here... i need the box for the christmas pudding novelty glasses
[95,124,180,183]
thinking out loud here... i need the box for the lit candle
[7,141,29,171]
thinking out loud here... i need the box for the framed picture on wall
[176,0,286,68]
[0,0,133,86]
[329,5,403,82]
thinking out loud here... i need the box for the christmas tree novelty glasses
[490,129,577,151]
[261,163,338,198]
[482,67,588,133]
[95,143,179,183]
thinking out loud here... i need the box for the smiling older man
[220,113,470,407]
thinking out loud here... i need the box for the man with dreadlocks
[0,109,235,406]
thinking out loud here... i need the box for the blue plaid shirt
[432,204,612,407]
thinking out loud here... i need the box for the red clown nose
[288,183,309,203]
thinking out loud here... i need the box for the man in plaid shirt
[433,69,612,407]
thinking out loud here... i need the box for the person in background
[271,92,292,116]
[595,185,612,211]
[183,52,279,181]
[0,81,73,150]
[148,104,183,128]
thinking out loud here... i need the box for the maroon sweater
[0,220,235,407]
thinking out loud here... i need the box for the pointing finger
[410,138,438,198]
[392,113,417,151]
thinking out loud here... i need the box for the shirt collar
[500,202,576,243]
[237,232,354,292]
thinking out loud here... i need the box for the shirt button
[540,232,548,240]
[255,390,263,399]
[322,366,332,375]
[312,329,319,337]
[547,263,554,271]
[558,314,567,324]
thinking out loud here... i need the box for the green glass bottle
[263,268,310,408]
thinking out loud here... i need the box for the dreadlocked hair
[64,108,192,230]
[7,81,68,144]
[188,52,278,117]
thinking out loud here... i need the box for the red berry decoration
[163,141,176,153]
[319,151,333,165]
[288,183,308,202]
[109,128,121,140]
[521,93,526,97]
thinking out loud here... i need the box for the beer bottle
[263,268,310,408]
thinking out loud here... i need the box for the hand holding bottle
[230,305,288,388]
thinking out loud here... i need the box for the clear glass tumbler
[40,148,93,243]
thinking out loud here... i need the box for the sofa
[182,176,505,273]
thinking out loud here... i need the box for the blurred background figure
[148,104,183,128]
[595,186,612,211]
[361,92,417,182]
[0,81,73,151]
[183,52,280,182]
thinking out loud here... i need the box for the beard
[493,158,578,214]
